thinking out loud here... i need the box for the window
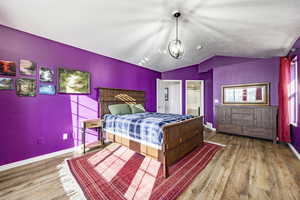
[289,56,298,125]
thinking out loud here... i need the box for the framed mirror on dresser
[222,82,270,105]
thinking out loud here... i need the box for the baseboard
[288,143,300,161]
[0,146,77,172]
[204,123,216,132]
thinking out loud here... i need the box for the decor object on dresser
[222,82,269,105]
[98,87,204,178]
[0,60,16,76]
[16,78,36,96]
[39,67,54,82]
[0,78,13,90]
[20,59,37,76]
[216,105,278,143]
[63,142,222,200]
[39,84,56,95]
[58,68,90,94]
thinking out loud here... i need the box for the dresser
[216,105,278,143]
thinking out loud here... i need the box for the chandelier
[168,11,184,59]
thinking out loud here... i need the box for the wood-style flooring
[0,132,300,200]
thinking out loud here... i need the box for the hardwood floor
[1,132,300,200]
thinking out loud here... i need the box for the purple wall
[161,65,214,124]
[212,57,279,124]
[0,25,160,166]
[212,57,280,106]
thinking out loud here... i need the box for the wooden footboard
[105,116,204,178]
[162,116,204,177]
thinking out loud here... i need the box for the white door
[157,79,182,114]
[156,79,165,113]
[164,81,182,114]
[186,80,204,116]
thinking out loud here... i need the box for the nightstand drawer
[84,119,102,128]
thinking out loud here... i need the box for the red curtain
[278,57,291,143]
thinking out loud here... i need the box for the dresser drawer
[231,108,253,114]
[217,124,242,135]
[232,113,254,126]
[243,127,274,139]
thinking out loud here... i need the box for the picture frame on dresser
[222,82,270,105]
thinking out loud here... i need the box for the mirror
[222,83,269,105]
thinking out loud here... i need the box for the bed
[98,87,204,178]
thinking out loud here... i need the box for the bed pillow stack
[108,104,131,115]
[129,104,145,113]
[108,103,146,115]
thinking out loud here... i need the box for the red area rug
[66,142,222,200]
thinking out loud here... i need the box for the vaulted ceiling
[1,0,300,72]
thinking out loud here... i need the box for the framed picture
[20,59,37,76]
[0,78,13,90]
[16,78,36,96]
[164,87,169,101]
[0,60,16,76]
[39,84,56,95]
[58,68,90,94]
[40,67,54,82]
[222,82,269,105]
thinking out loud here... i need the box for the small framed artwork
[164,87,169,101]
[222,82,269,105]
[58,68,90,94]
[16,78,36,96]
[20,59,37,76]
[0,78,13,90]
[0,60,16,76]
[40,67,54,82]
[39,84,56,95]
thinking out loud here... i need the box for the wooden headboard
[98,87,146,119]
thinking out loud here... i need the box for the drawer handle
[90,123,98,126]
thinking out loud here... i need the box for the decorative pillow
[108,104,131,115]
[129,104,146,113]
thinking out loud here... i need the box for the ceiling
[1,0,300,72]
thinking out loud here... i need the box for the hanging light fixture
[168,11,184,59]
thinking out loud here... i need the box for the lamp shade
[168,39,184,59]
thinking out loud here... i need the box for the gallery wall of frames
[0,59,91,96]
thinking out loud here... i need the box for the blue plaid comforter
[103,112,194,149]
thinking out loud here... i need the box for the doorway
[185,80,204,116]
[157,79,182,114]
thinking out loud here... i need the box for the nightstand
[81,118,104,154]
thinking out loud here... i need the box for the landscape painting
[58,68,90,94]
[40,67,54,82]
[16,78,36,96]
[20,59,37,76]
[39,84,56,95]
[0,60,16,76]
[0,78,13,90]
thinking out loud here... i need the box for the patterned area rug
[61,142,222,200]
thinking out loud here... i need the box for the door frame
[156,79,183,114]
[185,80,205,116]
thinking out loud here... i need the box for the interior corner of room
[1,1,300,200]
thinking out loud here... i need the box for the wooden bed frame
[98,87,204,178]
